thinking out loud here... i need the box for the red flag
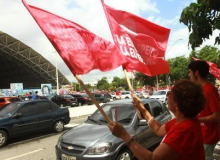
[22,0,126,75]
[101,0,170,76]
[192,57,220,80]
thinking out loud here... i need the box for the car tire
[125,97,129,99]
[117,149,132,160]
[53,120,64,133]
[0,130,7,148]
[113,97,116,100]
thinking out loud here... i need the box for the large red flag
[22,0,127,75]
[192,57,220,80]
[101,0,170,76]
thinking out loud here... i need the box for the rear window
[64,95,73,99]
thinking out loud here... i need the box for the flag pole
[75,74,112,124]
[123,69,142,119]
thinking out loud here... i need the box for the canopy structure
[0,31,70,89]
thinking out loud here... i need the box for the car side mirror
[138,119,147,126]
[12,113,22,118]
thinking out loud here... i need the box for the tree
[168,56,189,84]
[97,77,109,91]
[180,0,220,50]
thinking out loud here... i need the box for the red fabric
[101,0,170,76]
[22,0,126,75]
[198,83,220,144]
[192,57,220,80]
[163,118,205,160]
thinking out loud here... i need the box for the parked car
[0,97,21,108]
[121,91,132,99]
[51,95,78,107]
[150,90,170,104]
[103,93,111,103]
[70,94,93,106]
[0,100,70,147]
[92,93,111,103]
[111,93,120,100]
[92,93,105,103]
[55,99,171,160]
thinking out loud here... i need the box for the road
[0,116,88,160]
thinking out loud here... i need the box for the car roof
[106,98,157,105]
[0,97,20,99]
[13,100,51,104]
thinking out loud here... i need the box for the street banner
[192,57,220,80]
[101,0,170,76]
[41,84,52,95]
[22,0,126,75]
[10,83,23,96]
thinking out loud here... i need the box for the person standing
[108,80,205,160]
[188,60,220,160]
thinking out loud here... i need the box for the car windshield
[88,104,136,126]
[0,103,21,118]
[153,91,167,95]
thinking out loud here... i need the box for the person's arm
[108,122,179,160]
[133,96,166,137]
[198,111,220,122]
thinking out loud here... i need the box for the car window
[64,95,73,99]
[18,104,37,116]
[143,103,151,114]
[0,98,5,102]
[150,101,163,117]
[0,103,21,117]
[37,102,53,114]
[154,91,167,95]
[90,104,136,125]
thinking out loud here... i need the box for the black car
[0,100,70,147]
[56,99,171,160]
[69,94,93,106]
[51,95,78,107]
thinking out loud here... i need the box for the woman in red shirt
[108,79,205,160]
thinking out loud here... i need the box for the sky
[0,0,219,83]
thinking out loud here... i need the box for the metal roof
[0,31,70,89]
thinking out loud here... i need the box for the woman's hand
[108,121,128,138]
[132,95,142,108]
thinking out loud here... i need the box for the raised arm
[108,121,179,160]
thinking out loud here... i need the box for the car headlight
[57,136,63,148]
[87,143,112,155]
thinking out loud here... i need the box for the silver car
[55,99,171,160]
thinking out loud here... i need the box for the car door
[37,101,56,131]
[149,101,168,144]
[10,103,38,136]
[134,102,156,149]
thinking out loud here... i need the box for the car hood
[61,123,114,146]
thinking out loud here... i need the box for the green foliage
[168,56,189,83]
[97,77,109,91]
[180,0,220,49]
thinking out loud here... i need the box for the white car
[150,90,170,104]
[121,91,132,99]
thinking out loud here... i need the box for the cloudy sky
[0,0,219,83]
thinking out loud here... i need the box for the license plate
[61,154,76,160]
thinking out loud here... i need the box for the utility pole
[53,51,59,95]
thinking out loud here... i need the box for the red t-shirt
[198,83,220,144]
[162,118,205,160]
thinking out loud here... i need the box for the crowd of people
[108,60,220,160]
